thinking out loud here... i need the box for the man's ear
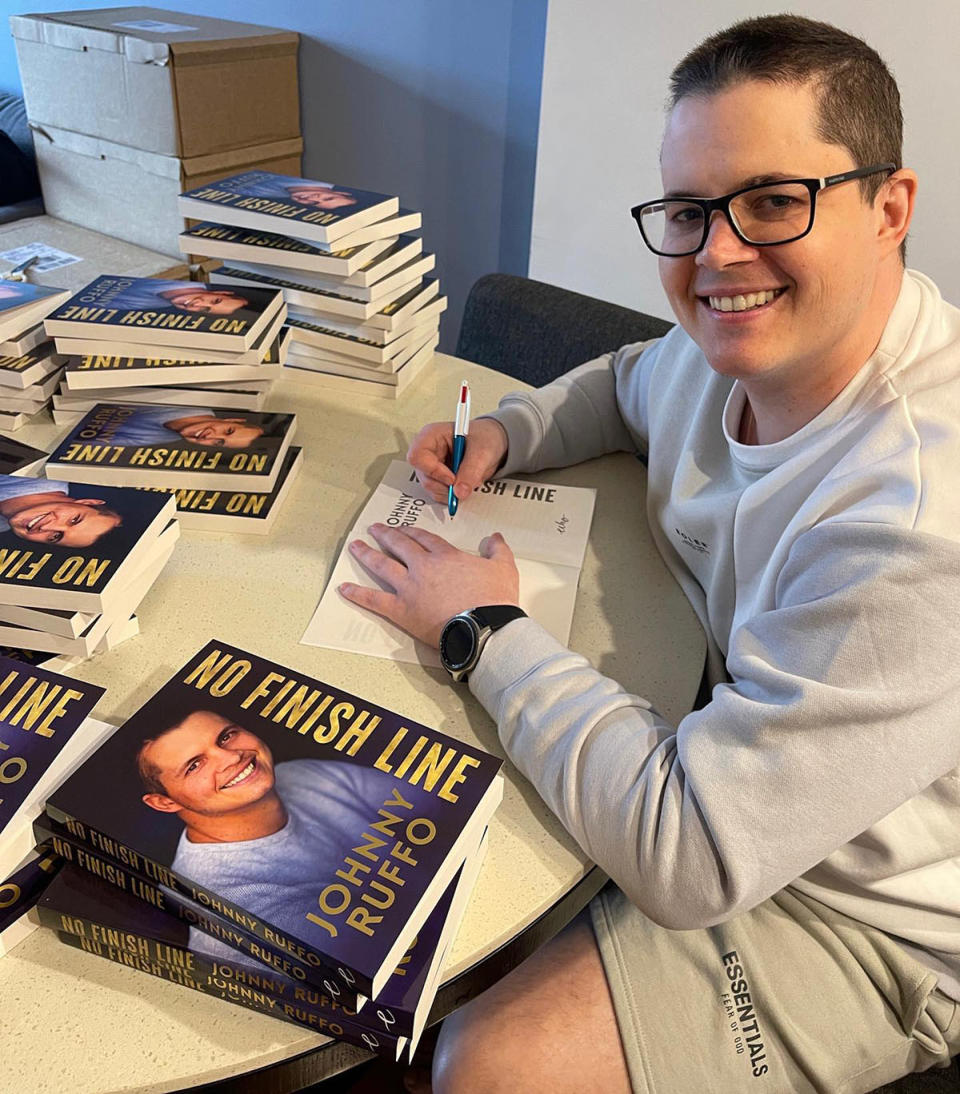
[877,168,918,255]
[75,498,106,508]
[142,793,181,814]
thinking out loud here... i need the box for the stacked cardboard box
[11,7,303,257]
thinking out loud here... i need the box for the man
[102,406,266,450]
[156,286,252,317]
[0,478,121,546]
[339,15,960,1094]
[137,710,400,952]
[284,184,358,211]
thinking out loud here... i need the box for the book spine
[37,819,362,1008]
[53,929,401,1057]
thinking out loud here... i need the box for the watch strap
[470,604,527,631]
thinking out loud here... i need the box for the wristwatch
[439,605,527,683]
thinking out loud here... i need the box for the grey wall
[530,0,960,319]
[0,0,548,351]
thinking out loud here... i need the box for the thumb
[479,531,514,561]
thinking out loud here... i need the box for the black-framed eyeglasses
[630,163,896,257]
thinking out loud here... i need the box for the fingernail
[339,582,354,594]
[349,539,363,552]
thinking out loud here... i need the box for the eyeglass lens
[640,182,814,254]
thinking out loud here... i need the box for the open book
[302,460,596,665]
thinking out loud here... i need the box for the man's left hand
[339,523,520,648]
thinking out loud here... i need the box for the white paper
[0,243,81,274]
[301,460,596,665]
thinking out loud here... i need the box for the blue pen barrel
[448,434,467,517]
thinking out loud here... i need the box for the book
[0,410,32,431]
[0,657,103,870]
[0,282,70,343]
[289,316,439,366]
[0,369,63,406]
[61,352,281,391]
[54,313,291,367]
[178,171,400,246]
[41,827,487,1058]
[44,276,286,353]
[0,475,176,612]
[209,264,433,325]
[134,447,303,535]
[46,405,297,494]
[181,223,395,278]
[0,524,177,657]
[0,323,47,358]
[55,383,268,414]
[293,209,421,253]
[287,291,446,347]
[0,342,65,390]
[302,461,596,666]
[0,437,47,478]
[44,638,504,1000]
[220,235,425,295]
[0,842,61,957]
[287,327,437,377]
[284,339,437,401]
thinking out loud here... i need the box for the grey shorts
[591,883,960,1094]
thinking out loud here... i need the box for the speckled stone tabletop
[0,355,705,1093]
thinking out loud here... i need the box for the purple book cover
[184,222,365,260]
[180,172,397,233]
[0,655,103,835]
[46,640,502,998]
[0,475,172,604]
[0,281,64,318]
[45,276,280,339]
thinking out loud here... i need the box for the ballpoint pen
[447,379,470,518]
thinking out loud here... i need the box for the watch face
[440,617,476,670]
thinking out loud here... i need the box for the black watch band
[439,604,527,683]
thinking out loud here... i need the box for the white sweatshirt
[472,269,960,983]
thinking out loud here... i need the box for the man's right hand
[406,417,509,505]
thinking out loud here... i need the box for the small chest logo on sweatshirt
[675,527,710,554]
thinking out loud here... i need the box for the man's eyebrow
[662,173,804,199]
[180,753,203,777]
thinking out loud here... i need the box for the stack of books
[0,280,70,429]
[43,274,290,427]
[0,474,178,660]
[32,640,502,1059]
[0,657,108,956]
[44,403,301,536]
[177,171,446,400]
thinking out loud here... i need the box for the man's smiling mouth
[703,288,787,313]
[221,758,256,789]
[23,512,51,531]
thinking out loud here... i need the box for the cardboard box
[32,126,303,257]
[0,215,188,292]
[11,7,300,158]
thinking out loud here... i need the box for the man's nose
[695,210,759,267]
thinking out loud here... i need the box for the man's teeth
[223,760,254,788]
[709,289,781,312]
[26,514,45,530]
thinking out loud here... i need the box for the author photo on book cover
[230,172,360,211]
[0,476,123,547]
[337,13,960,1094]
[111,280,260,322]
[135,709,399,943]
[97,406,286,452]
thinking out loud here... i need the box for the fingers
[348,538,407,588]
[369,522,455,561]
[338,580,398,619]
[407,422,455,487]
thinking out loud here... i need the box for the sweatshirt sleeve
[481,339,661,477]
[469,521,960,929]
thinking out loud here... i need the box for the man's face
[658,79,891,388]
[164,289,248,315]
[142,712,275,818]
[172,416,263,449]
[8,496,120,546]
[288,186,357,210]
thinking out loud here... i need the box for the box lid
[10,8,297,64]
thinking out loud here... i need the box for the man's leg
[431,909,632,1094]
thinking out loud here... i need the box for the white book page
[301,461,595,665]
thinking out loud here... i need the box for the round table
[0,355,705,1093]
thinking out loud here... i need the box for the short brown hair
[668,15,902,205]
